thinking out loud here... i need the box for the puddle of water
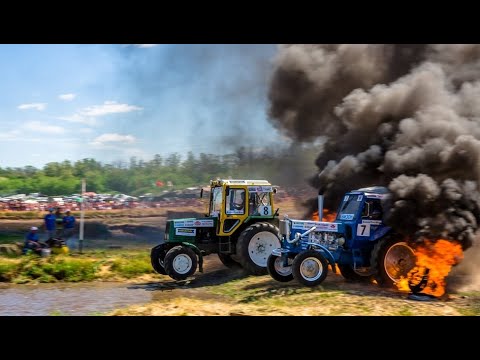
[0,282,154,316]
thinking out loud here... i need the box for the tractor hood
[290,219,344,233]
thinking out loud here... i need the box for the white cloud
[132,44,158,48]
[58,93,76,101]
[91,133,136,147]
[18,103,47,111]
[58,114,97,126]
[23,121,65,134]
[0,130,20,140]
[79,128,94,134]
[79,101,142,117]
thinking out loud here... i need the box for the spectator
[44,208,56,239]
[23,226,41,255]
[62,210,76,249]
[55,207,63,236]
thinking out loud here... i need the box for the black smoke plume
[268,44,480,249]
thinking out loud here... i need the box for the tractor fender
[303,242,337,273]
[181,242,204,272]
[370,226,392,241]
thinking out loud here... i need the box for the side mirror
[200,189,203,199]
[273,188,277,194]
[225,186,230,196]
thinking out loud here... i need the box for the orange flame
[312,209,337,222]
[395,239,463,297]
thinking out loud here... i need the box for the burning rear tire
[218,253,241,268]
[292,250,328,287]
[372,236,416,288]
[236,222,281,275]
[151,244,167,275]
[164,245,198,281]
[267,254,293,282]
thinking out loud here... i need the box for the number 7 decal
[356,223,371,236]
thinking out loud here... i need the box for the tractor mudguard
[181,242,204,272]
[303,242,337,273]
[370,226,392,241]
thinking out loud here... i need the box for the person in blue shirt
[44,208,56,239]
[23,226,41,254]
[62,210,76,249]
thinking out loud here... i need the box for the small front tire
[267,254,294,282]
[164,246,198,281]
[292,250,328,287]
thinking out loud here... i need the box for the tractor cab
[208,179,277,236]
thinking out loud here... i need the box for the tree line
[0,145,320,196]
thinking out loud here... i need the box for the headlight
[337,237,345,246]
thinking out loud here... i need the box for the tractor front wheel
[164,246,198,281]
[267,254,294,282]
[292,250,328,287]
[236,222,281,275]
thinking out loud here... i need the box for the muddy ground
[110,255,480,316]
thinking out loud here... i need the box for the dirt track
[110,255,480,316]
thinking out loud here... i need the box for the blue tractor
[267,186,417,287]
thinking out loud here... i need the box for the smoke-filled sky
[268,44,480,249]
[0,44,281,168]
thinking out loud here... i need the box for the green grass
[49,310,69,316]
[397,306,414,316]
[0,249,156,283]
[208,276,346,307]
[109,252,154,278]
[0,234,21,244]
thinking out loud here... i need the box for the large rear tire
[267,254,293,282]
[150,244,167,275]
[236,222,281,275]
[164,245,198,281]
[292,250,328,287]
[218,253,241,268]
[372,236,416,288]
[338,264,373,283]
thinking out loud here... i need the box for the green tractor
[151,179,281,280]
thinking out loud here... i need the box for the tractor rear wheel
[371,236,416,288]
[267,254,293,282]
[236,222,281,275]
[150,244,167,275]
[338,264,373,283]
[218,253,241,268]
[164,245,198,281]
[292,250,328,287]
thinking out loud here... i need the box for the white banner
[173,219,214,228]
[291,220,338,232]
[175,228,196,237]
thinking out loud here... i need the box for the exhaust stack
[318,194,324,222]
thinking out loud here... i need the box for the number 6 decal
[356,223,371,236]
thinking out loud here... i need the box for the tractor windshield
[337,194,363,221]
[210,187,223,217]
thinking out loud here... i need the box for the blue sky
[0,44,283,168]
